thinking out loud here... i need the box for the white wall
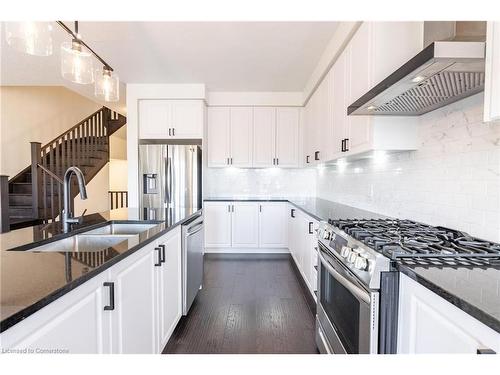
[316,94,500,243]
[204,168,316,198]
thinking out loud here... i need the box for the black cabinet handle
[306,155,310,164]
[308,222,313,234]
[276,158,279,165]
[103,282,115,311]
[168,128,171,136]
[291,209,295,218]
[345,138,349,152]
[172,128,175,136]
[159,244,166,263]
[477,348,496,354]
[314,151,320,161]
[259,205,262,212]
[154,247,162,266]
[341,139,345,152]
[273,158,275,165]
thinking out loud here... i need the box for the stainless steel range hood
[348,22,486,116]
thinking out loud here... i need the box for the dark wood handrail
[42,106,107,149]
[37,163,63,184]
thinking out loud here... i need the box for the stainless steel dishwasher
[181,212,204,315]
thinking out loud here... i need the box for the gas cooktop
[328,218,500,267]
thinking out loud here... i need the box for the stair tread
[10,217,37,222]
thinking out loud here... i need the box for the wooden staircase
[5,107,126,231]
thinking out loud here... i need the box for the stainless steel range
[315,218,500,354]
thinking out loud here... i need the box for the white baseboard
[204,247,290,254]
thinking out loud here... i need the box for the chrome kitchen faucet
[62,166,88,233]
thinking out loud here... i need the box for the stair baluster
[7,107,125,230]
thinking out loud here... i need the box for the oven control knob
[323,230,332,240]
[347,252,358,264]
[340,246,351,258]
[354,256,368,271]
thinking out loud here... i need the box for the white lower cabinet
[0,227,183,354]
[110,244,157,354]
[0,271,111,354]
[204,201,232,247]
[156,229,182,351]
[232,202,259,248]
[258,202,288,248]
[287,204,318,298]
[398,273,500,354]
[204,201,288,251]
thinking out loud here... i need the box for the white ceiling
[1,21,339,94]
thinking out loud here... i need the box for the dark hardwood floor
[163,254,319,354]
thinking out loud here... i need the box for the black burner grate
[329,218,500,266]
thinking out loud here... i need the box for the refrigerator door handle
[168,156,173,205]
[165,156,171,205]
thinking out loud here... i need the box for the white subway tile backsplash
[204,167,316,198]
[316,94,500,242]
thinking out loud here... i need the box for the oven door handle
[318,250,371,304]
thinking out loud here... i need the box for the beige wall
[109,159,128,191]
[0,86,100,177]
[74,164,110,215]
[109,125,128,193]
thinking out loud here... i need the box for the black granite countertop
[0,206,201,333]
[205,196,500,334]
[203,196,386,222]
[398,263,500,334]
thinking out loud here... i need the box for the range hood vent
[348,22,486,116]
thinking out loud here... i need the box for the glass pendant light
[4,22,53,56]
[95,66,119,102]
[60,39,94,84]
[60,22,94,84]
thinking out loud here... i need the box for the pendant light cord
[56,21,113,72]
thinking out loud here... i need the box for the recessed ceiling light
[411,75,426,83]
[367,105,377,111]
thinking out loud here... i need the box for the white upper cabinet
[312,21,422,162]
[208,106,299,168]
[346,23,373,155]
[230,107,254,167]
[139,100,171,139]
[139,100,203,139]
[348,22,373,104]
[275,107,299,167]
[207,107,231,167]
[253,107,276,167]
[170,100,204,138]
[484,21,500,123]
[330,48,349,160]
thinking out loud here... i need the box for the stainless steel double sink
[27,223,158,253]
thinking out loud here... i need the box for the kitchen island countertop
[0,206,201,333]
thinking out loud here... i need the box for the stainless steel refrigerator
[139,141,202,218]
